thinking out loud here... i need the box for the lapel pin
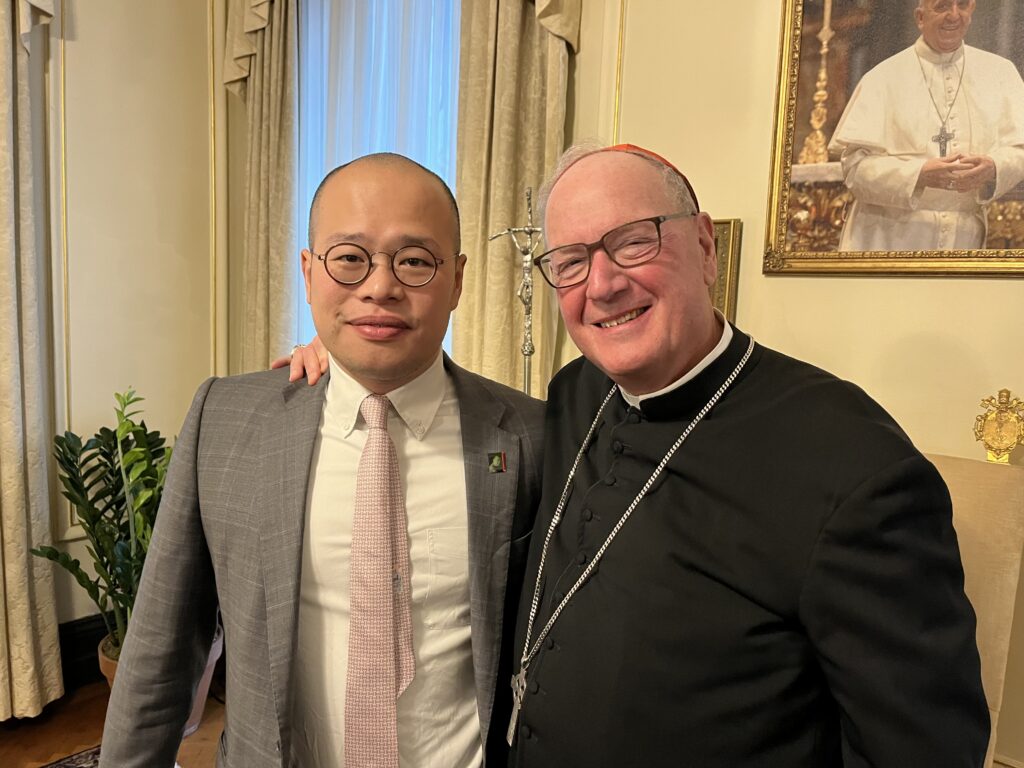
[487,452,507,473]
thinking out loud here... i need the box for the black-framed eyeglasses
[314,243,450,287]
[533,212,696,289]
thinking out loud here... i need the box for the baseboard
[58,614,108,691]
[996,755,1024,768]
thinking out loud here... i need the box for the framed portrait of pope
[765,0,1024,274]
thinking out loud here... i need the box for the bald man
[100,154,544,768]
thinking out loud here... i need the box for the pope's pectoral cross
[933,125,955,157]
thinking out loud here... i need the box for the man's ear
[301,249,314,304]
[696,213,718,288]
[449,253,468,311]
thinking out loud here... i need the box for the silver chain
[518,337,755,673]
[916,48,966,132]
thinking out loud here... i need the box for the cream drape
[224,0,298,372]
[453,0,581,397]
[0,0,63,720]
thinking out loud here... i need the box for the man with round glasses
[101,153,544,768]
[508,143,987,765]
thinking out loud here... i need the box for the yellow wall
[570,1,1024,761]
[52,0,214,621]
[574,1,1024,460]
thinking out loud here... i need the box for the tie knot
[360,394,391,430]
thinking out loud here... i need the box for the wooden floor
[0,681,224,768]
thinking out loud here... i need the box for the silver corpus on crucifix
[916,48,966,158]
[506,337,757,747]
[489,189,543,396]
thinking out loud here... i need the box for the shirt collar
[619,310,732,408]
[915,36,965,66]
[325,351,447,440]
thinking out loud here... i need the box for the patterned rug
[41,745,99,768]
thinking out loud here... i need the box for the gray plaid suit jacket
[99,357,544,767]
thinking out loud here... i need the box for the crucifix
[933,125,955,157]
[489,189,543,396]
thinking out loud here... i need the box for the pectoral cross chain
[506,669,527,746]
[933,125,955,157]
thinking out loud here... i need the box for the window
[297,0,461,352]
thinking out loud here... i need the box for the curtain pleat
[225,0,298,371]
[452,0,581,396]
[0,0,63,721]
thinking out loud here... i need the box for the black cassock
[510,327,987,767]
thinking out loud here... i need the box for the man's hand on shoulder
[270,336,329,385]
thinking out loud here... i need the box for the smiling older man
[829,0,1024,251]
[507,143,988,766]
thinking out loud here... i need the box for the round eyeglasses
[314,243,448,288]
[533,212,695,288]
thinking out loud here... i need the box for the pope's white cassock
[829,37,1024,251]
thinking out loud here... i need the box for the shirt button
[576,552,588,565]
[582,508,594,522]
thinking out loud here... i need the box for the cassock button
[627,409,642,424]
[529,681,539,694]
[554,591,565,603]
[521,724,532,740]
[612,440,624,454]
[604,475,616,486]
[582,508,594,522]
[545,636,555,650]
[576,551,588,565]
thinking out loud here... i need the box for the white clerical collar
[325,351,447,440]
[619,310,733,408]
[915,36,964,66]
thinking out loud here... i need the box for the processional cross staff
[489,188,543,396]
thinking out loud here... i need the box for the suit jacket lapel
[446,358,519,748]
[258,374,328,736]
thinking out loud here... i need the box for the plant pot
[97,634,119,689]
[97,623,225,738]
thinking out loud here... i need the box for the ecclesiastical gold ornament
[973,389,1024,463]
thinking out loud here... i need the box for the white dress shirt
[292,352,480,767]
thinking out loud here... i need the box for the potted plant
[32,390,222,735]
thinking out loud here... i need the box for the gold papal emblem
[973,389,1024,463]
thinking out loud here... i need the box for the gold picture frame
[712,219,742,322]
[764,0,1024,275]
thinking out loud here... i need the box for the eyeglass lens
[324,244,438,287]
[544,218,661,286]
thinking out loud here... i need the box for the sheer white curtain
[297,0,460,346]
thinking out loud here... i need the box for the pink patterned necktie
[345,394,415,768]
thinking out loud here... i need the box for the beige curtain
[453,0,581,397]
[224,0,298,372]
[0,0,63,720]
